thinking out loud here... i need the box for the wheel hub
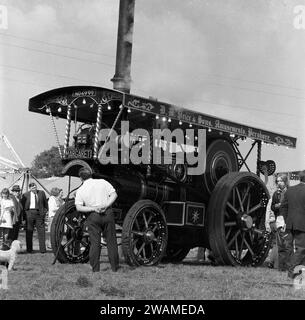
[144,230,155,243]
[72,227,83,241]
[240,214,253,230]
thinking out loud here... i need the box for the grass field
[0,231,305,300]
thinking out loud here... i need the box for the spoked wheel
[50,200,90,263]
[122,200,168,266]
[162,246,190,263]
[207,172,271,266]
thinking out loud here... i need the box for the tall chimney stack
[111,0,135,94]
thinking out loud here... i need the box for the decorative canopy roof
[29,86,297,148]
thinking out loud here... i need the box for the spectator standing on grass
[8,185,24,243]
[265,197,278,268]
[279,170,305,279]
[0,188,17,249]
[21,182,48,254]
[75,168,119,272]
[270,174,290,271]
[46,187,64,249]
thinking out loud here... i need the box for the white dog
[0,240,22,270]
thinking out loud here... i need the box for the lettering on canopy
[125,94,296,148]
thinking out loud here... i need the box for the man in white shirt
[75,168,119,272]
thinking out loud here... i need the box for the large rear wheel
[207,172,271,266]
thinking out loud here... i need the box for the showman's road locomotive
[29,86,297,267]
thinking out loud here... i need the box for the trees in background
[31,146,63,178]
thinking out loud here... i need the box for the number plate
[65,148,92,159]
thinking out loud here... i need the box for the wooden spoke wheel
[122,200,168,266]
[207,172,271,266]
[50,200,90,263]
[203,139,238,194]
[162,246,190,263]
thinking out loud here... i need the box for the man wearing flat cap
[8,185,24,242]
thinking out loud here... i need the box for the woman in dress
[47,187,64,249]
[0,188,17,249]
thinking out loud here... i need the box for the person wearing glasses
[270,174,289,271]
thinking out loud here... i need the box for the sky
[0,0,304,174]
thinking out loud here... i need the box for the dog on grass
[0,240,22,270]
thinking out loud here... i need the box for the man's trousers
[25,209,46,253]
[86,209,119,272]
[286,230,305,277]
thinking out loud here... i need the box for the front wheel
[207,172,271,266]
[122,200,168,266]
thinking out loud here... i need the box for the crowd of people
[0,170,120,273]
[0,183,64,253]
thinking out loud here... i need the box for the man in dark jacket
[21,182,48,253]
[279,170,305,279]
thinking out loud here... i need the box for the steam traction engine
[29,86,297,267]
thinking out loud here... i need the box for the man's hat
[11,185,21,192]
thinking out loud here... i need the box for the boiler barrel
[112,173,181,205]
